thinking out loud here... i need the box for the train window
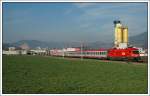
[103,52,105,55]
[133,50,139,54]
[104,52,106,55]
[102,52,104,55]
[85,52,87,55]
[89,52,91,55]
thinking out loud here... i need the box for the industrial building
[114,20,128,49]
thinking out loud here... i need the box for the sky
[3,2,148,43]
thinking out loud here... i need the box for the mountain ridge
[3,32,148,49]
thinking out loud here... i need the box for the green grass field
[2,55,148,94]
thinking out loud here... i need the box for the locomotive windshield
[133,50,139,54]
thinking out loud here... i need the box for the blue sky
[3,2,147,43]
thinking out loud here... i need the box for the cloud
[71,2,147,42]
[80,4,146,22]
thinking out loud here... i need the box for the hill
[2,32,148,49]
[129,32,148,48]
[3,40,64,49]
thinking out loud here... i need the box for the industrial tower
[114,20,128,49]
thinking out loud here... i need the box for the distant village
[2,43,81,56]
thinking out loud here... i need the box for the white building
[28,49,46,55]
[20,50,27,55]
[3,50,19,55]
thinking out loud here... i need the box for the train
[50,47,141,62]
[49,20,145,62]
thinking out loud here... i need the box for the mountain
[2,40,84,49]
[83,32,148,49]
[2,40,113,49]
[129,32,148,48]
[2,32,148,50]
[12,40,65,49]
[2,43,14,50]
[87,41,113,49]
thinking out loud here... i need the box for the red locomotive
[107,47,140,61]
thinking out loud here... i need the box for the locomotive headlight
[122,52,125,55]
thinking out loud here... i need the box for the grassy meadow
[2,55,148,94]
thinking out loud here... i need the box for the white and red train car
[65,49,107,59]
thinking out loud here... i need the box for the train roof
[108,47,139,50]
[82,48,107,52]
